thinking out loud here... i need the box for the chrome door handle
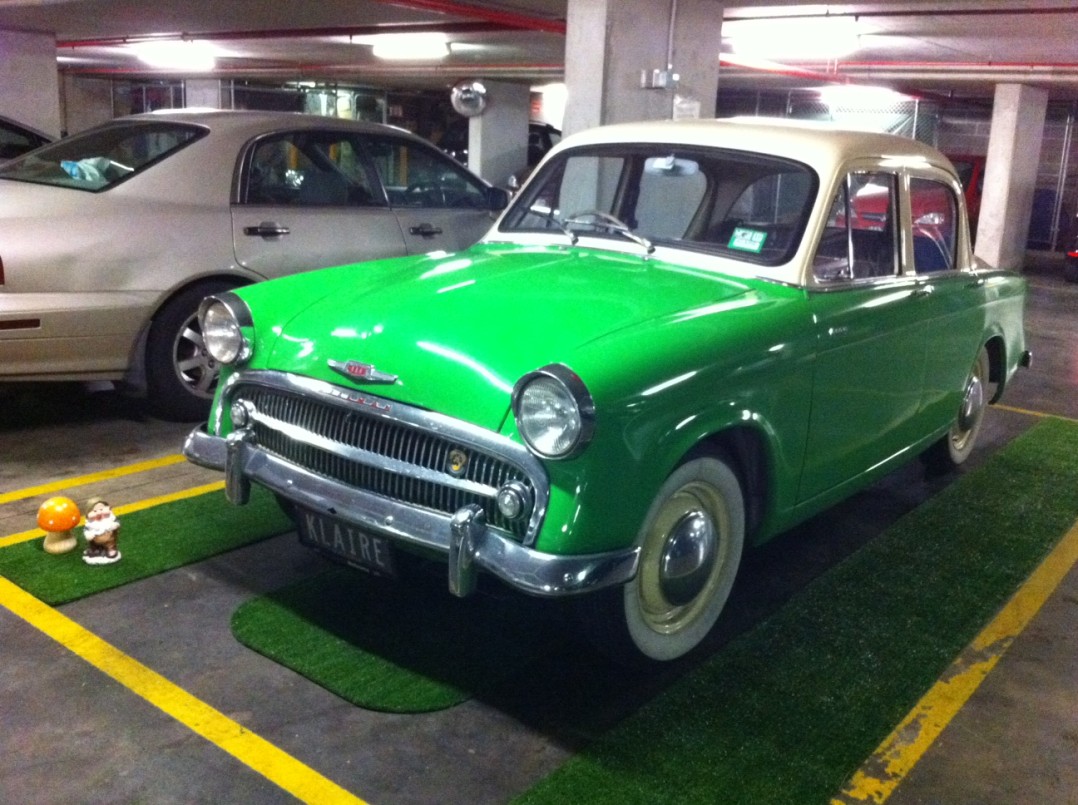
[912,284,935,298]
[243,222,291,238]
[409,223,443,237]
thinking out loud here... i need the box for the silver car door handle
[409,223,444,237]
[911,284,934,298]
[243,222,291,238]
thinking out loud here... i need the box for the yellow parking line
[995,404,1078,423]
[832,517,1078,804]
[1,481,225,548]
[0,577,366,804]
[0,454,188,505]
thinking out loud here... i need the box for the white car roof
[123,108,421,141]
[553,117,956,177]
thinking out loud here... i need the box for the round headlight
[200,295,252,366]
[513,365,594,459]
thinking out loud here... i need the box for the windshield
[0,120,207,192]
[499,144,817,265]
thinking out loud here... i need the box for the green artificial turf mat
[0,486,292,605]
[517,417,1078,804]
[231,566,563,713]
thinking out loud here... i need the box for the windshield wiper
[563,209,655,255]
[528,203,578,245]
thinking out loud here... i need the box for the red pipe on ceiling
[373,0,566,34]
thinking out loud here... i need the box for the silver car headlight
[199,293,253,366]
[512,364,595,459]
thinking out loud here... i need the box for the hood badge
[329,359,398,385]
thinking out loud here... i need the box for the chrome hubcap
[659,510,717,606]
[958,372,985,432]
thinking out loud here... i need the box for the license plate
[296,507,396,577]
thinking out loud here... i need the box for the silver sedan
[0,109,507,419]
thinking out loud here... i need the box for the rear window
[0,121,206,192]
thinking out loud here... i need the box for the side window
[367,137,488,209]
[813,172,899,281]
[243,132,378,207]
[910,177,958,272]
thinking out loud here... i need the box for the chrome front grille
[231,378,541,541]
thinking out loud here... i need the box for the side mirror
[488,187,511,211]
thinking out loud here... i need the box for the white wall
[61,75,113,135]
[185,78,223,109]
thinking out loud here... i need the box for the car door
[904,172,987,431]
[231,129,408,279]
[800,169,930,501]
[365,134,499,253]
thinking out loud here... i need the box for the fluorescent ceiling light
[130,40,218,71]
[724,16,867,60]
[817,84,910,109]
[359,33,449,61]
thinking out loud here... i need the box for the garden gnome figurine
[82,497,121,565]
[37,496,81,554]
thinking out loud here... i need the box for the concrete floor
[0,255,1075,804]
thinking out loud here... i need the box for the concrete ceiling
[0,1,1076,102]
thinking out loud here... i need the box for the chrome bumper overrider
[183,425,639,598]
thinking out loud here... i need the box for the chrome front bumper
[183,425,639,598]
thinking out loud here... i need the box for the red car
[847,172,959,272]
[948,155,985,237]
[1065,237,1078,283]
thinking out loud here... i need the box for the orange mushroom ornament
[37,496,81,555]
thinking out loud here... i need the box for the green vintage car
[184,118,1029,662]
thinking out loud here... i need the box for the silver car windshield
[0,121,206,192]
[499,144,818,266]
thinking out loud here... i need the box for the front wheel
[576,455,745,664]
[926,345,990,470]
[146,280,237,421]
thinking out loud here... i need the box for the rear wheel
[146,280,236,421]
[577,455,745,663]
[926,345,990,470]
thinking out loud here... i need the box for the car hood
[249,244,754,429]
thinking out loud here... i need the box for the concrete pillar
[975,83,1049,270]
[468,80,530,187]
[0,28,61,138]
[670,0,722,120]
[563,0,722,136]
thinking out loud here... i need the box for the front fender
[527,299,816,557]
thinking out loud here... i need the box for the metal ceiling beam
[57,21,511,49]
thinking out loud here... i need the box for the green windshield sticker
[728,227,768,253]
